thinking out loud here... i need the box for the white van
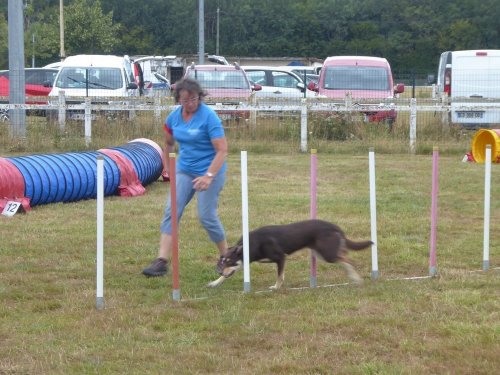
[436,50,500,127]
[49,54,138,98]
[48,55,139,120]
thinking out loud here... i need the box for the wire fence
[1,93,498,156]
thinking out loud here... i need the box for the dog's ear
[236,244,243,255]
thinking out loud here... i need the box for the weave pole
[368,148,379,280]
[170,153,180,301]
[429,147,439,277]
[483,145,491,271]
[241,151,251,293]
[309,149,317,288]
[96,156,105,310]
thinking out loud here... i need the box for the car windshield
[187,70,249,89]
[56,67,123,90]
[323,66,390,91]
[0,69,58,85]
[26,70,58,85]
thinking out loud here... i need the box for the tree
[438,20,481,51]
[64,0,120,55]
[0,13,8,69]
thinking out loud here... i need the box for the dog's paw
[352,278,364,286]
[207,280,220,288]
[268,284,281,291]
[207,276,225,288]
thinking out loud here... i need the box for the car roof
[60,55,129,68]
[187,64,241,71]
[323,56,389,67]
[44,62,63,69]
[0,67,59,78]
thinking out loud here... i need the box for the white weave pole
[483,145,491,271]
[241,151,251,292]
[369,148,379,280]
[96,156,105,310]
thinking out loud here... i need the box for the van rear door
[450,50,500,126]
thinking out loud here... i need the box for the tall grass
[1,105,474,157]
[1,142,499,373]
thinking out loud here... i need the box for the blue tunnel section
[3,139,163,208]
[111,141,163,187]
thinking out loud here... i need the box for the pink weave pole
[310,149,317,288]
[169,153,180,301]
[429,147,439,277]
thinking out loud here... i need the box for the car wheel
[0,109,9,122]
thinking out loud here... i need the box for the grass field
[1,149,499,374]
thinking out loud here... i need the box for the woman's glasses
[179,96,199,105]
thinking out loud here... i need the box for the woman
[142,78,228,276]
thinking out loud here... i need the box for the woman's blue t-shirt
[165,102,226,176]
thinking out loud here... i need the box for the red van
[182,63,261,121]
[308,56,404,124]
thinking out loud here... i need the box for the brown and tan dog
[207,219,373,289]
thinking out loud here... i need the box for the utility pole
[32,33,35,67]
[216,7,220,55]
[8,0,26,137]
[59,0,65,60]
[198,0,204,64]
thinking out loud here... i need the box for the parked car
[434,49,500,127]
[242,65,316,98]
[0,68,59,120]
[0,68,58,98]
[181,62,261,121]
[276,65,322,79]
[48,54,139,120]
[308,56,404,125]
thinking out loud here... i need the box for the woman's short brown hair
[173,77,207,103]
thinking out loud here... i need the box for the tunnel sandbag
[98,148,146,197]
[0,158,30,212]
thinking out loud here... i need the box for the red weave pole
[310,149,317,288]
[169,153,180,300]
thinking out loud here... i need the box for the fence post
[84,97,92,146]
[345,92,352,122]
[441,95,449,127]
[58,90,66,130]
[409,98,417,154]
[300,98,308,152]
[154,95,161,121]
[249,94,257,133]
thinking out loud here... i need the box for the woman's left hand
[193,175,213,191]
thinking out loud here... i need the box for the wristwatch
[206,172,214,178]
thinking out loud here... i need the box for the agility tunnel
[471,129,500,163]
[0,138,164,211]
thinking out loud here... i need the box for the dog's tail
[345,239,373,251]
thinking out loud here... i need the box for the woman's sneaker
[142,258,168,277]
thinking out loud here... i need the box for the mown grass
[1,142,499,373]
